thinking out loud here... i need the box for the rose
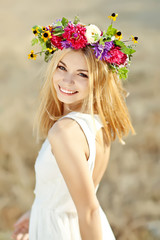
[85,24,101,44]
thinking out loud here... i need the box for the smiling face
[52,50,89,113]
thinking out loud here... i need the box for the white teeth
[60,87,76,94]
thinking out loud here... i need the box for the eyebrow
[59,60,88,72]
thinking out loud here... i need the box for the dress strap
[59,112,103,180]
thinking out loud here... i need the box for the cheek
[78,80,89,94]
[82,80,89,90]
[52,72,60,87]
[52,70,65,86]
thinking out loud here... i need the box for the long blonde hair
[34,47,136,144]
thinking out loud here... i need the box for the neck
[63,104,80,115]
[62,102,89,115]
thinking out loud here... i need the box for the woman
[12,14,137,240]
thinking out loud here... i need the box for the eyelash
[58,65,66,71]
[57,65,88,78]
[78,73,88,78]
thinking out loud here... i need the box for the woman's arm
[48,118,103,240]
[78,207,102,240]
[12,210,30,240]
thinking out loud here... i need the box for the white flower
[85,24,101,44]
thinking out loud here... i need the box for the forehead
[60,50,88,70]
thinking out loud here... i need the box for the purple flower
[61,40,72,48]
[91,41,114,60]
[52,19,62,26]
[55,26,63,29]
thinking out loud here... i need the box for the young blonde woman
[12,14,138,240]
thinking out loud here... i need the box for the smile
[59,86,78,95]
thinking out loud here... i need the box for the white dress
[29,111,116,240]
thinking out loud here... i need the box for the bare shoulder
[48,118,89,157]
[48,118,77,138]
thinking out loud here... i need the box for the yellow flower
[32,27,39,36]
[108,13,118,21]
[115,31,123,40]
[42,26,47,31]
[131,35,138,44]
[42,31,51,42]
[28,50,37,60]
[47,47,57,54]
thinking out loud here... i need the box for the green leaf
[40,41,47,51]
[114,40,125,48]
[31,38,39,46]
[38,28,42,34]
[102,30,106,36]
[103,31,112,41]
[118,67,128,80]
[126,48,136,55]
[38,37,44,43]
[61,17,69,27]
[55,21,62,27]
[109,64,116,71]
[93,33,100,42]
[53,27,64,33]
[44,55,50,62]
[32,25,39,30]
[32,25,42,33]
[53,31,64,36]
[45,50,50,55]
[114,40,136,55]
[73,16,80,24]
[106,24,117,36]
[121,46,136,55]
[99,38,105,46]
[44,52,52,62]
[46,41,51,48]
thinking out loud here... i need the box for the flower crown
[28,14,138,80]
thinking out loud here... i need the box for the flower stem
[34,50,46,55]
[122,40,132,43]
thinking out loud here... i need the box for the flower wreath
[28,13,138,80]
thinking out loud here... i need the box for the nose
[62,73,74,85]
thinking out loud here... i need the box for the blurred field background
[0,0,160,239]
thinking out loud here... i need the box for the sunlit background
[0,0,160,239]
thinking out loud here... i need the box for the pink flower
[50,35,63,50]
[62,23,87,49]
[105,46,127,66]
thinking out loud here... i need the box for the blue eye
[79,73,88,78]
[58,65,66,71]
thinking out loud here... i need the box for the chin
[57,96,76,104]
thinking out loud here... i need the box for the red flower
[62,23,87,49]
[50,35,63,50]
[105,46,127,66]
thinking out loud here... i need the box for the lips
[59,85,78,95]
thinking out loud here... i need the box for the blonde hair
[34,47,136,144]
